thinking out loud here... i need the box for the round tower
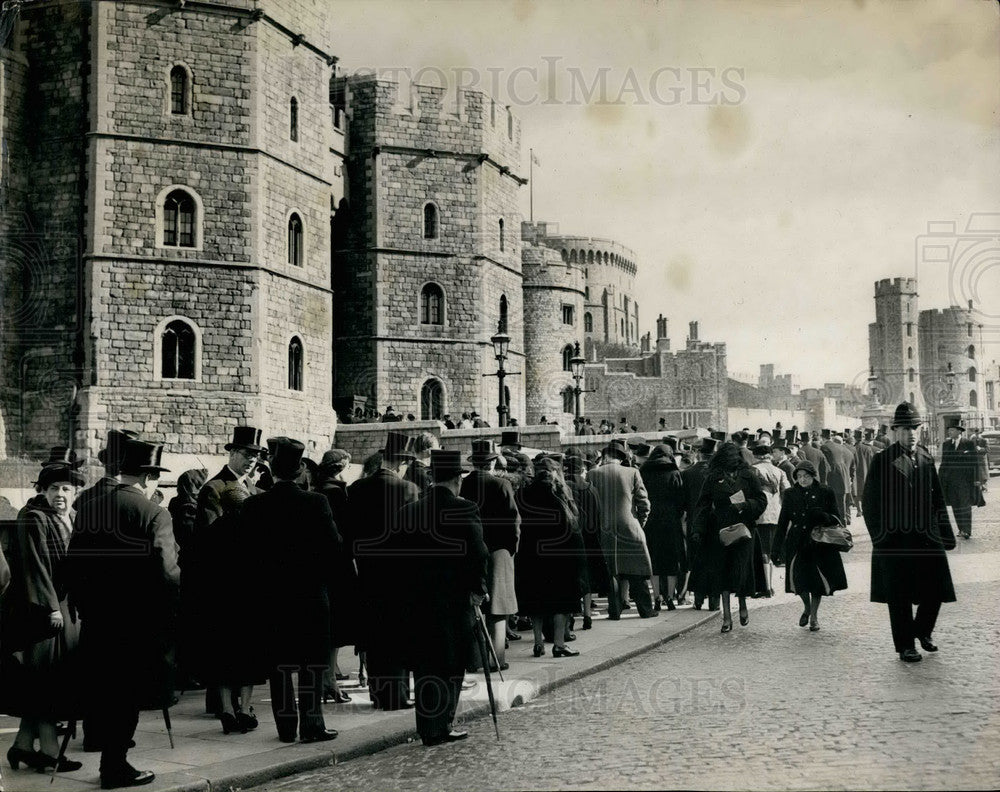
[918,304,986,433]
[522,236,586,430]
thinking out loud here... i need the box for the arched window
[498,218,505,252]
[420,283,444,325]
[561,249,568,261]
[584,312,593,333]
[288,336,304,391]
[570,250,577,263]
[909,392,914,404]
[499,294,508,332]
[969,389,978,408]
[562,344,574,372]
[969,367,977,382]
[423,202,439,239]
[562,386,574,414]
[169,65,189,115]
[604,252,609,264]
[906,323,913,337]
[968,345,975,359]
[163,189,195,247]
[289,96,299,142]
[288,213,303,266]
[588,250,594,265]
[907,347,913,360]
[507,108,513,139]
[160,318,196,379]
[420,379,444,420]
[908,368,915,383]
[699,363,705,378]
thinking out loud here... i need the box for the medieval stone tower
[869,278,924,412]
[0,0,340,459]
[521,222,586,428]
[333,75,525,423]
[918,305,986,424]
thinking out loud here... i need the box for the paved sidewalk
[0,604,716,792]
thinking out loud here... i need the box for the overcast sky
[331,0,999,389]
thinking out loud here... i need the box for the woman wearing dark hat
[515,459,586,657]
[3,463,85,773]
[639,445,687,612]
[692,442,768,632]
[777,460,847,631]
[316,449,359,703]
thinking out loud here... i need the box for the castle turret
[869,277,922,411]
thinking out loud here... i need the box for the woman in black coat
[639,445,687,611]
[515,460,586,658]
[777,460,848,631]
[565,455,609,629]
[692,443,768,633]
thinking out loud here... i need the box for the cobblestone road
[254,496,1000,792]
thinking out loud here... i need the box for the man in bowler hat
[938,416,984,540]
[68,440,179,788]
[240,438,340,742]
[862,403,956,662]
[393,449,489,746]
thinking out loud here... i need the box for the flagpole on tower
[529,148,534,223]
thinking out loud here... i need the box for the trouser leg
[607,576,622,619]
[913,600,942,641]
[414,671,460,741]
[98,705,139,776]
[887,602,914,653]
[953,506,972,537]
[630,576,654,617]
[269,667,298,740]
[297,664,327,737]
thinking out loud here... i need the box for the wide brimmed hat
[120,440,171,475]
[36,463,86,490]
[270,437,306,479]
[430,449,468,480]
[383,430,415,460]
[97,428,140,466]
[603,439,629,459]
[647,444,676,463]
[891,402,923,429]
[41,446,84,470]
[469,439,500,464]
[628,442,651,457]
[793,459,818,478]
[500,430,522,448]
[225,426,264,453]
[943,415,965,432]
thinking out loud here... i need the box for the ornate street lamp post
[484,322,519,428]
[569,341,595,434]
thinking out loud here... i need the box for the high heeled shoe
[799,611,810,627]
[532,643,545,657]
[581,615,592,630]
[35,752,83,772]
[7,745,43,770]
[220,712,245,735]
[739,609,749,627]
[235,707,258,731]
[720,619,733,633]
[809,618,820,632]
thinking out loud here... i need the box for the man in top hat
[197,426,264,531]
[348,430,420,710]
[873,424,889,451]
[392,449,489,746]
[239,438,340,743]
[938,416,984,540]
[862,403,956,662]
[682,437,719,611]
[460,440,520,670]
[500,430,522,451]
[589,438,656,619]
[820,429,856,525]
[68,440,179,789]
[733,432,754,465]
[853,429,877,518]
[403,431,440,492]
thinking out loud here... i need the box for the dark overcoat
[393,486,489,672]
[566,473,610,596]
[853,442,876,502]
[938,437,982,510]
[681,461,711,594]
[799,444,829,485]
[403,460,433,492]
[67,483,180,711]
[821,441,855,498]
[777,483,848,596]
[588,461,652,578]
[639,458,687,577]
[861,443,956,604]
[318,478,361,648]
[241,480,339,670]
[692,467,768,597]
[459,470,520,556]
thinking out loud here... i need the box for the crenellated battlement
[874,277,918,297]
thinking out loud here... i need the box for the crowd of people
[0,402,987,784]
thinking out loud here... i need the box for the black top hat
[700,437,719,455]
[41,446,84,470]
[225,426,263,453]
[661,436,678,450]
[710,431,726,442]
[36,463,86,490]
[752,443,772,456]
[784,429,796,443]
[120,440,171,475]
[383,430,415,459]
[628,441,651,456]
[853,429,863,439]
[98,428,140,466]
[500,430,522,448]
[264,436,290,458]
[757,431,772,442]
[798,431,810,443]
[864,428,875,440]
[469,439,500,464]
[820,429,831,440]
[891,402,922,429]
[604,438,629,459]
[430,449,467,480]
[943,415,966,432]
[270,437,306,479]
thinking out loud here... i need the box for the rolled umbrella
[163,708,175,749]
[472,603,501,741]
[476,605,505,683]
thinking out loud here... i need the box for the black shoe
[7,746,44,771]
[35,752,83,773]
[639,611,660,619]
[653,597,662,612]
[581,615,592,630]
[220,712,244,735]
[799,611,809,627]
[899,648,922,663]
[506,629,522,641]
[551,645,580,657]
[532,643,545,657]
[300,729,338,743]
[739,609,749,627]
[422,730,468,746]
[665,599,676,611]
[277,733,297,743]
[235,707,259,731]
[720,619,733,633]
[564,631,577,642]
[918,636,938,652]
[100,764,155,789]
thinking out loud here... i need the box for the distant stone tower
[1,0,341,460]
[918,304,986,422]
[333,76,525,424]
[869,278,923,411]
[521,223,586,428]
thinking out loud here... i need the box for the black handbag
[810,525,853,552]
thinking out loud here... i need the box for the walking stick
[472,604,501,741]
[475,605,504,683]
[49,720,76,784]
[163,708,175,749]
